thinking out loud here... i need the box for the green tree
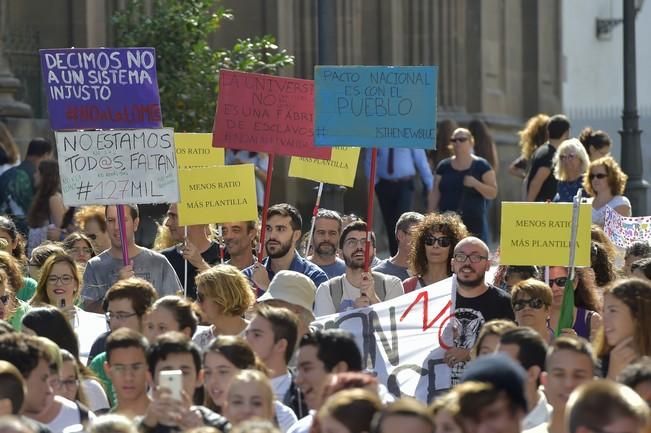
[113,0,294,132]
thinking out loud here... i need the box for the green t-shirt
[89,352,116,407]
[16,277,37,302]
[9,300,30,331]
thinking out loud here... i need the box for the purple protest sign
[40,47,163,130]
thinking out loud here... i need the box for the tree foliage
[113,0,294,132]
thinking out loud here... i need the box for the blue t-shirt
[318,258,346,279]
[242,251,328,295]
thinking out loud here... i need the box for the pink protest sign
[213,70,331,160]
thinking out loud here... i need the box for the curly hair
[0,216,27,266]
[409,212,469,277]
[552,138,590,181]
[27,160,61,228]
[518,114,549,160]
[73,206,107,232]
[0,251,25,292]
[583,155,628,197]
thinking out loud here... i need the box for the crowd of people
[0,112,649,433]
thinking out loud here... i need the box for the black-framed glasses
[453,253,488,263]
[69,247,93,255]
[424,235,451,248]
[549,277,568,287]
[47,275,75,285]
[513,297,546,311]
[0,295,9,305]
[105,311,137,321]
[589,173,607,180]
[450,136,469,143]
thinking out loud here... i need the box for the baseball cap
[258,270,316,312]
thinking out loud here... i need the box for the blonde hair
[195,264,255,316]
[552,138,590,181]
[30,254,81,306]
[227,369,274,419]
[153,219,177,251]
[511,278,553,307]
[518,114,549,160]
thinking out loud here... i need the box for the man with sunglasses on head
[446,236,515,384]
[313,220,404,317]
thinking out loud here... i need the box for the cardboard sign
[55,128,179,206]
[313,277,454,401]
[174,133,224,169]
[40,48,162,130]
[500,202,591,266]
[213,70,331,159]
[314,66,438,148]
[288,146,360,187]
[604,206,651,248]
[177,164,258,225]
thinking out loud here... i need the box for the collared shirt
[363,148,434,191]
[242,250,328,295]
[523,389,552,430]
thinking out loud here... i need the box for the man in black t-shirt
[444,236,515,384]
[526,114,571,202]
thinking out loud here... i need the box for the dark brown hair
[409,212,469,277]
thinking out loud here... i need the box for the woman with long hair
[203,336,297,432]
[404,212,469,293]
[224,370,276,427]
[468,119,499,172]
[509,114,549,186]
[62,232,96,269]
[596,278,651,379]
[193,265,255,350]
[431,128,498,243]
[26,160,67,253]
[584,155,631,226]
[547,266,602,341]
[551,139,590,203]
[57,349,110,414]
[0,252,31,329]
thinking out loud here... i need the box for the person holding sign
[313,220,404,316]
[431,128,497,243]
[242,204,327,294]
[81,205,182,313]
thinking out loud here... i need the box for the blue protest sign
[40,47,162,130]
[314,66,437,149]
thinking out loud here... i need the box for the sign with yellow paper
[288,146,360,187]
[500,202,591,266]
[177,164,257,225]
[174,133,224,169]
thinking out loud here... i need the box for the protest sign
[40,47,162,130]
[54,128,179,206]
[500,202,591,266]
[604,206,651,248]
[177,164,258,226]
[174,133,224,169]
[314,66,438,148]
[213,70,331,159]
[288,146,360,187]
[313,278,454,401]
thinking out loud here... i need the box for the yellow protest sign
[288,146,360,187]
[500,202,592,266]
[174,133,224,169]
[177,164,257,225]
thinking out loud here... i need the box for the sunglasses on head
[589,173,607,180]
[549,277,569,287]
[424,235,451,248]
[513,297,546,311]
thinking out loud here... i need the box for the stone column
[0,0,32,117]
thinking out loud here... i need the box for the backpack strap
[371,272,387,301]
[328,275,345,312]
[77,402,89,424]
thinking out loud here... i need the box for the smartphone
[158,370,183,401]
[60,299,66,308]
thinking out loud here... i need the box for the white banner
[313,277,456,402]
[55,128,179,206]
[604,206,651,248]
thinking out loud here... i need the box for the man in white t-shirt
[314,220,404,317]
[246,304,308,419]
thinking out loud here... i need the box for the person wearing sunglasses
[510,279,553,343]
[404,212,469,293]
[547,266,602,341]
[74,205,111,254]
[430,128,497,243]
[583,155,631,227]
[551,138,590,203]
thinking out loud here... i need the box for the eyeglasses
[453,253,488,263]
[58,378,79,389]
[47,275,75,286]
[0,295,9,305]
[344,238,367,249]
[69,247,93,255]
[513,298,546,311]
[559,153,576,161]
[424,235,451,248]
[549,277,568,287]
[450,136,469,143]
[105,311,138,321]
[589,173,607,180]
[110,363,146,375]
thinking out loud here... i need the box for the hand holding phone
[159,370,183,401]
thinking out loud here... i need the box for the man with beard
[314,220,404,316]
[222,220,257,270]
[243,203,327,295]
[307,209,346,279]
[446,236,514,384]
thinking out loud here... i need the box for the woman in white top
[584,155,631,226]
